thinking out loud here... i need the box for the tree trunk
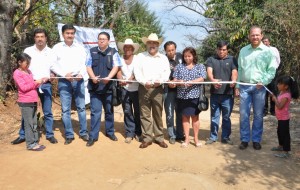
[0,0,18,99]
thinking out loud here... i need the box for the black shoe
[253,142,262,150]
[239,142,248,150]
[86,139,95,147]
[176,137,185,142]
[79,135,89,142]
[64,137,74,145]
[46,136,58,144]
[11,137,25,145]
[221,139,233,145]
[106,134,118,141]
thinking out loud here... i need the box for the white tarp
[57,23,118,104]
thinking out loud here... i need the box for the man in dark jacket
[86,32,122,147]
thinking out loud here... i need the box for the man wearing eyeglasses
[85,32,122,147]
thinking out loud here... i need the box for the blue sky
[144,0,207,51]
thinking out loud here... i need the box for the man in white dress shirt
[52,24,88,145]
[11,28,58,145]
[134,33,170,149]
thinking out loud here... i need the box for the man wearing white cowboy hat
[116,39,142,144]
[134,33,170,148]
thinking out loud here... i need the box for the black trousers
[277,120,290,151]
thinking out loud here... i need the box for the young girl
[271,76,299,158]
[173,47,206,148]
[13,53,46,151]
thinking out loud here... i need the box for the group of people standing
[12,24,298,158]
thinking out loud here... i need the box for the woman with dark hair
[173,47,206,148]
[13,53,46,151]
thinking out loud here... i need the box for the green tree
[112,1,163,52]
[0,0,18,99]
[263,0,300,81]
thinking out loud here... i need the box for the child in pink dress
[13,53,46,151]
[271,76,299,158]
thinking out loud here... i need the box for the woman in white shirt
[117,39,142,143]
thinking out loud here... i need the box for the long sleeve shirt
[237,42,277,88]
[52,42,87,77]
[270,46,280,68]
[24,45,56,80]
[13,69,39,103]
[134,51,170,86]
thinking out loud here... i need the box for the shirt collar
[167,54,176,61]
[248,42,264,50]
[98,46,108,53]
[34,45,49,52]
[146,51,161,58]
[63,41,76,47]
[215,55,229,60]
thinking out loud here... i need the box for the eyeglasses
[98,38,108,41]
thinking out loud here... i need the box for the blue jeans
[18,82,54,139]
[209,94,234,141]
[121,88,141,138]
[163,88,183,139]
[239,85,266,143]
[58,79,87,138]
[89,93,114,140]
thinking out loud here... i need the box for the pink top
[13,69,40,103]
[275,92,291,120]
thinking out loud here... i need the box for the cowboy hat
[117,39,140,54]
[141,33,163,45]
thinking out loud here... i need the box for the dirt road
[0,101,299,190]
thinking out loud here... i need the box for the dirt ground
[0,93,299,190]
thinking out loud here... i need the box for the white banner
[56,23,118,104]
[57,23,117,51]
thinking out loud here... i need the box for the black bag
[112,81,122,106]
[198,85,209,111]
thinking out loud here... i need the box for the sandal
[271,146,283,151]
[181,142,189,148]
[195,142,202,147]
[274,152,290,158]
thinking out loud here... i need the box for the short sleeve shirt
[173,63,206,99]
[206,55,237,95]
[275,92,291,120]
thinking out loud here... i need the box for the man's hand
[41,77,49,84]
[91,75,100,84]
[144,81,152,90]
[65,73,73,82]
[256,82,263,89]
[230,80,236,88]
[75,74,83,81]
[50,72,56,82]
[153,80,161,87]
[119,80,127,86]
[168,80,176,88]
[213,79,222,89]
[235,88,240,97]
[101,77,110,84]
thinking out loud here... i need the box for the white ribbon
[45,76,273,95]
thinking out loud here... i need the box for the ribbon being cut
[38,76,273,95]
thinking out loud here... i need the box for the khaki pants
[138,85,164,143]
